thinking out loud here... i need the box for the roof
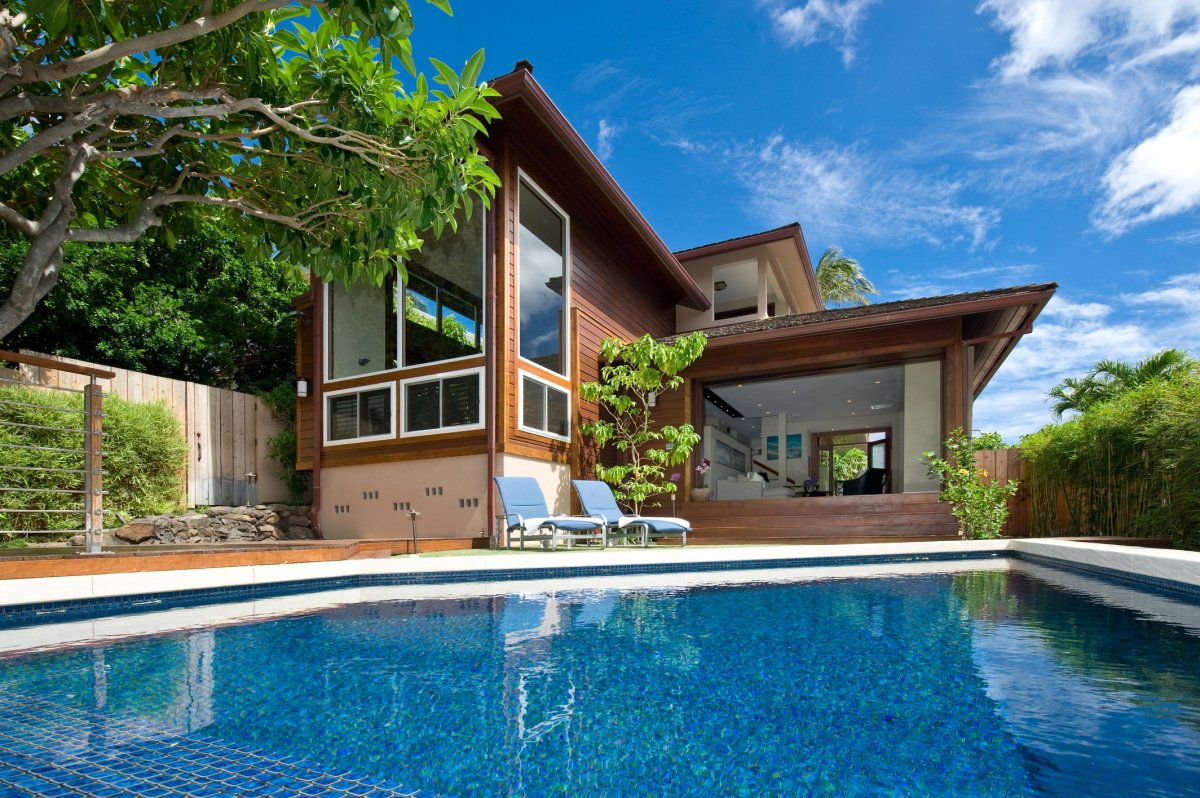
[668,283,1058,343]
[488,66,710,311]
[674,223,806,257]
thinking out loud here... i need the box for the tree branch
[0,201,36,237]
[0,0,298,93]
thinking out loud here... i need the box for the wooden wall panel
[16,351,288,506]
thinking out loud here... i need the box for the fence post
[83,379,104,555]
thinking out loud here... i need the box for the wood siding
[682,493,959,543]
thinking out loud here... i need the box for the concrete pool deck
[2,538,1198,613]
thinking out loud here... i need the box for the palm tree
[815,247,878,307]
[1049,349,1196,417]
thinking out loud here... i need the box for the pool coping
[0,539,1197,630]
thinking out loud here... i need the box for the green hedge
[0,386,187,533]
[1021,374,1200,550]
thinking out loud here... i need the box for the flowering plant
[694,458,711,487]
[922,428,1018,539]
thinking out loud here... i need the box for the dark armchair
[840,467,888,495]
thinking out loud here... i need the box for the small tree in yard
[0,0,500,339]
[922,428,1019,540]
[579,331,706,514]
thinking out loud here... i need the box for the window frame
[398,366,486,438]
[515,170,571,380]
[517,369,572,443]
[323,382,397,446]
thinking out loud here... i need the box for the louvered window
[325,386,394,443]
[519,372,570,440]
[401,369,483,434]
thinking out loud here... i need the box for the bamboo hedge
[1021,374,1200,550]
[0,386,187,535]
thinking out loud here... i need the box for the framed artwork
[767,434,802,461]
[786,433,802,459]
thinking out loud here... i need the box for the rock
[68,534,85,547]
[224,513,254,523]
[114,522,157,544]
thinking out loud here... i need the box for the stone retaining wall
[71,505,315,546]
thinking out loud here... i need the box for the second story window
[518,177,569,376]
[403,210,485,367]
[327,275,398,380]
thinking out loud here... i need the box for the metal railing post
[83,378,104,554]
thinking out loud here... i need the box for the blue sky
[409,0,1200,440]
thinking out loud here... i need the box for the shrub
[0,386,186,533]
[258,382,309,500]
[923,428,1019,540]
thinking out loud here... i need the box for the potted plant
[691,458,712,501]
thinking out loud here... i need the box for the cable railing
[0,350,114,554]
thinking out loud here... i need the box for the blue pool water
[2,563,1200,797]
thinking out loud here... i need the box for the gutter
[697,287,1058,349]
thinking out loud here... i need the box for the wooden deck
[681,493,960,544]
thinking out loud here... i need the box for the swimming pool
[1,559,1198,797]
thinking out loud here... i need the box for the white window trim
[515,169,571,380]
[323,382,397,446]
[322,279,402,385]
[518,369,572,443]
[399,366,486,437]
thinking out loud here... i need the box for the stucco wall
[498,453,572,514]
[319,454,489,539]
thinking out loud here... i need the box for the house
[293,63,1055,543]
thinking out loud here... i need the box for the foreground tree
[579,332,707,514]
[0,0,499,338]
[0,223,305,392]
[1049,349,1197,417]
[815,247,877,307]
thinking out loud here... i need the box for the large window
[518,178,568,375]
[520,372,570,440]
[326,385,394,444]
[326,210,485,381]
[327,275,398,380]
[401,369,483,435]
[403,211,485,366]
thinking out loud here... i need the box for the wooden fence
[974,448,1032,538]
[12,351,292,507]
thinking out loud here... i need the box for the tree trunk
[0,227,66,340]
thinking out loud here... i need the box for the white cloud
[1093,84,1200,234]
[975,285,1200,440]
[596,119,623,162]
[967,0,1200,232]
[769,0,879,65]
[732,136,1000,248]
[979,0,1200,79]
[974,295,1158,439]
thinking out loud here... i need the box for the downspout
[309,275,324,539]
[485,204,498,547]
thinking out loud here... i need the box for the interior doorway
[810,428,891,495]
